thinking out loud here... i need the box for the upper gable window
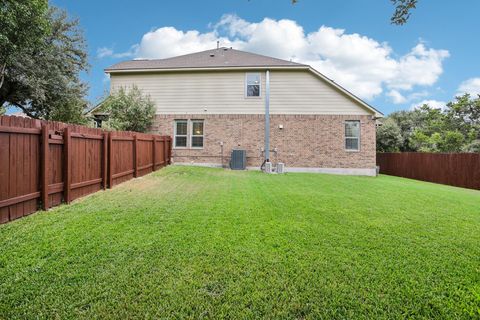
[246,73,261,97]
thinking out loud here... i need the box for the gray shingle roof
[105,48,307,72]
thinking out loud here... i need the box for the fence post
[102,132,108,190]
[40,124,49,210]
[168,137,172,164]
[133,134,138,177]
[163,137,168,166]
[152,136,156,171]
[63,127,71,204]
[108,132,113,188]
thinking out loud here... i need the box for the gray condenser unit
[230,149,246,170]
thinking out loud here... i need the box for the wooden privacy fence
[0,115,172,224]
[377,152,480,190]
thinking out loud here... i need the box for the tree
[376,118,404,152]
[378,95,480,153]
[410,129,465,152]
[463,140,480,153]
[388,105,435,151]
[101,86,156,133]
[444,94,480,140]
[0,0,49,89]
[390,0,418,25]
[287,0,419,25]
[0,5,88,124]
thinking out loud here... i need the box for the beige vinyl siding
[110,71,265,114]
[110,70,371,115]
[269,71,370,115]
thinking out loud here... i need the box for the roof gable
[306,68,383,117]
[105,48,383,117]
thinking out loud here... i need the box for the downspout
[265,70,270,163]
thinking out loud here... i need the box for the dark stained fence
[0,115,172,224]
[377,152,480,190]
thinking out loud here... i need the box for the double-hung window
[345,120,360,151]
[174,120,188,148]
[191,120,204,148]
[246,73,261,97]
[174,119,204,148]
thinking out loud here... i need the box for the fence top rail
[378,152,480,156]
[71,132,104,140]
[0,115,172,141]
[137,137,154,142]
[0,125,42,135]
[111,136,135,141]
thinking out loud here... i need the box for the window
[191,120,204,148]
[345,121,360,151]
[246,73,261,97]
[174,119,204,149]
[174,120,188,148]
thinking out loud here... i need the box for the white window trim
[174,120,188,149]
[245,72,262,98]
[345,120,361,152]
[190,119,204,149]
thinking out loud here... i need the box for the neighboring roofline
[104,64,383,118]
[85,98,107,115]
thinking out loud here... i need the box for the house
[85,101,109,128]
[105,47,383,175]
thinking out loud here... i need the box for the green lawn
[0,166,479,319]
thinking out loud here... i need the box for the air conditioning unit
[276,163,285,174]
[230,149,246,170]
[264,161,273,173]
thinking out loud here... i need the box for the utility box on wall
[230,149,246,170]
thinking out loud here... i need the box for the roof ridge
[106,48,307,71]
[137,48,222,62]
[133,47,304,66]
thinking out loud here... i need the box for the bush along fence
[377,152,480,190]
[0,115,172,224]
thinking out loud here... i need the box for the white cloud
[457,78,480,96]
[97,47,114,58]
[96,46,138,59]
[387,89,430,105]
[410,99,446,110]
[388,43,449,91]
[136,27,230,59]
[387,90,407,104]
[99,14,449,101]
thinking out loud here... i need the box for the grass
[0,166,479,319]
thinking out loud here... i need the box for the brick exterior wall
[150,114,376,169]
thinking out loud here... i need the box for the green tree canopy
[0,3,88,124]
[377,94,480,153]
[0,0,49,87]
[376,118,404,152]
[100,86,156,133]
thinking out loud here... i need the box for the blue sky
[48,0,480,115]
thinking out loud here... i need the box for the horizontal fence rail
[0,115,172,224]
[377,152,480,190]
